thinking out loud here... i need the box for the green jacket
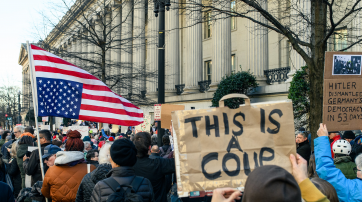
[16,144,30,188]
[334,156,357,179]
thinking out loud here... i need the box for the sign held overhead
[172,94,296,195]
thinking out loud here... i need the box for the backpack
[160,146,172,158]
[103,176,145,202]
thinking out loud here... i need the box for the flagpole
[26,41,46,182]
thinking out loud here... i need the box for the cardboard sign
[323,52,362,131]
[161,104,185,129]
[111,125,119,133]
[171,94,296,195]
[154,104,162,121]
[67,126,89,139]
[135,116,151,133]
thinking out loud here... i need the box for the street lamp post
[18,91,21,125]
[154,0,171,147]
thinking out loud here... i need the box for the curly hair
[65,130,84,151]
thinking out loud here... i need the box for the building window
[231,54,236,71]
[204,60,212,81]
[334,29,348,51]
[204,11,212,39]
[231,1,236,30]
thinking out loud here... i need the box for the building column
[76,32,82,67]
[146,0,158,96]
[111,4,122,94]
[211,0,231,88]
[87,25,94,74]
[247,0,268,84]
[165,1,180,92]
[286,0,310,82]
[70,38,76,65]
[121,0,133,95]
[184,0,203,93]
[81,30,87,68]
[133,0,146,95]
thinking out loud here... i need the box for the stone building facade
[19,0,352,125]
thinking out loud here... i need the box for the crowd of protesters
[0,120,361,202]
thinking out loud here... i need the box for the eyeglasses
[353,167,361,174]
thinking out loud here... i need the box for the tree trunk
[309,0,327,149]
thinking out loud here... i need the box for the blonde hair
[10,141,19,158]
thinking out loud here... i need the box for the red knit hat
[108,136,114,142]
[98,140,106,148]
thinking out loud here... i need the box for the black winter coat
[76,163,112,202]
[297,140,311,163]
[7,158,22,198]
[0,181,15,202]
[90,166,154,202]
[133,156,175,202]
[23,143,51,186]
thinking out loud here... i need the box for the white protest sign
[41,125,50,130]
[135,116,151,133]
[154,104,161,121]
[68,126,89,139]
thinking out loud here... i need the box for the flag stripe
[81,99,142,113]
[83,84,112,92]
[80,104,143,118]
[35,66,99,81]
[78,115,142,126]
[79,110,143,121]
[35,71,106,86]
[33,60,92,75]
[31,45,46,51]
[33,55,79,68]
[82,88,132,104]
[81,93,138,108]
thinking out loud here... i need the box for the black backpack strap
[103,177,121,193]
[130,176,144,192]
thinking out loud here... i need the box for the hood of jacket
[334,155,353,164]
[17,143,29,158]
[55,151,84,165]
[91,163,112,184]
[106,166,135,178]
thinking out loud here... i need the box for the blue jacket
[315,136,362,202]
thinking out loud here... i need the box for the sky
[0,0,57,89]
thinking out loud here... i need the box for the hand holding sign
[211,188,242,202]
[317,123,329,137]
[289,154,308,184]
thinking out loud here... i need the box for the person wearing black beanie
[90,139,154,202]
[343,131,356,143]
[110,139,137,167]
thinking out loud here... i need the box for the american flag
[29,44,144,126]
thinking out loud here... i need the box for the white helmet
[332,140,351,155]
